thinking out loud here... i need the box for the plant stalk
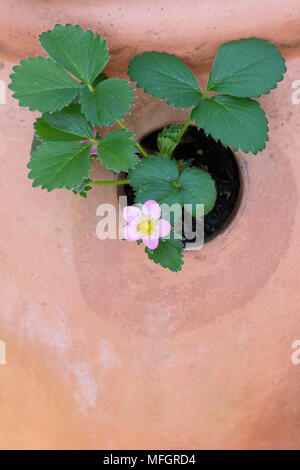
[90,179,131,186]
[168,114,192,158]
[87,83,94,93]
[176,115,192,144]
[116,119,149,158]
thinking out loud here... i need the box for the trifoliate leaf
[39,24,109,85]
[128,52,202,108]
[207,38,286,97]
[8,56,81,112]
[179,168,217,216]
[191,95,269,153]
[145,232,184,272]
[129,156,181,207]
[34,103,94,142]
[97,129,139,172]
[28,142,91,191]
[80,78,135,126]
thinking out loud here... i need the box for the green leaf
[129,156,216,216]
[207,38,286,97]
[72,178,93,198]
[191,95,269,153]
[8,56,81,112]
[28,142,91,191]
[157,125,183,157]
[93,72,108,87]
[34,103,94,142]
[80,78,135,126]
[129,156,181,207]
[39,24,109,85]
[145,232,184,273]
[128,52,202,108]
[180,168,217,216]
[31,133,42,155]
[97,129,139,172]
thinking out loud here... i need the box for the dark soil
[124,125,241,243]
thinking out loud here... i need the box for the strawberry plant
[9,25,286,272]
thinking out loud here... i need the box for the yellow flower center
[136,215,158,238]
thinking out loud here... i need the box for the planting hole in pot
[120,126,241,245]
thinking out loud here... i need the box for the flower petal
[142,200,161,220]
[158,219,172,238]
[143,237,159,250]
[123,205,141,223]
[123,221,141,241]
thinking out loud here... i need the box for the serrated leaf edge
[27,142,92,192]
[145,239,184,273]
[192,95,270,154]
[39,24,110,84]
[8,55,81,113]
[207,38,287,98]
[128,51,201,110]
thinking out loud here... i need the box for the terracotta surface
[1,0,300,450]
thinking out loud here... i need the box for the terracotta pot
[1,0,300,450]
[113,113,243,251]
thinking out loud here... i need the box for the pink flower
[123,200,172,250]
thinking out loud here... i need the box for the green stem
[168,114,192,158]
[177,115,192,142]
[116,119,149,158]
[90,179,131,186]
